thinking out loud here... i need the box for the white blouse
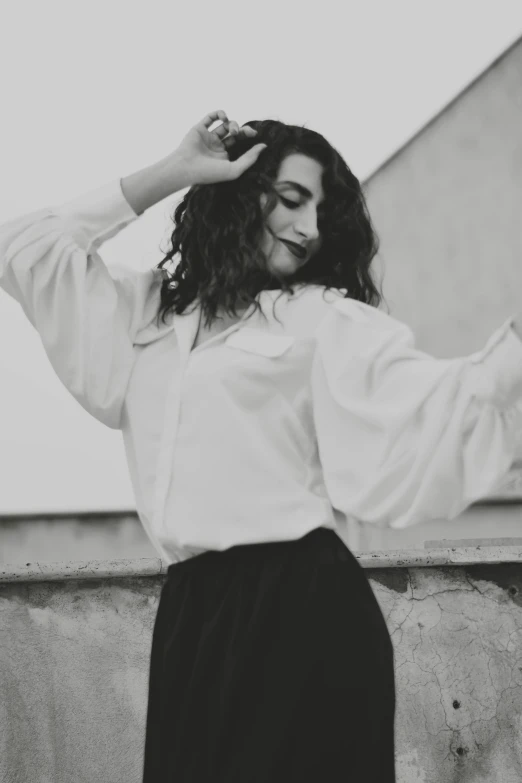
[2,179,522,564]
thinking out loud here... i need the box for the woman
[2,110,522,782]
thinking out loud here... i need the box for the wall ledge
[3,545,522,582]
[357,545,522,569]
[0,558,168,583]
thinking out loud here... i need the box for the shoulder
[106,263,164,337]
[285,284,409,337]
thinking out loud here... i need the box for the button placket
[151,314,197,541]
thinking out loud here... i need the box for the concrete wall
[382,557,522,782]
[1,571,156,783]
[2,550,522,782]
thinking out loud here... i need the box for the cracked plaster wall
[2,565,522,782]
[373,564,522,782]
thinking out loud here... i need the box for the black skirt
[142,526,396,782]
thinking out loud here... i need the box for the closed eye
[279,196,300,209]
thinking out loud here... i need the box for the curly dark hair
[155,119,385,329]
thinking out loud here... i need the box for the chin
[268,254,302,277]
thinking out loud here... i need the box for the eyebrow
[277,180,325,205]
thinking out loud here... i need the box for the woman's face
[260,153,325,277]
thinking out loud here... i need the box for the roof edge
[0,509,138,522]
[362,32,522,186]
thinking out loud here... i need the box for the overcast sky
[1,0,522,514]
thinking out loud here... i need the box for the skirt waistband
[166,526,353,581]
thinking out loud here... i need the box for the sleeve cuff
[52,179,139,253]
[467,316,522,409]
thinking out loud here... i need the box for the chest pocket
[224,328,295,357]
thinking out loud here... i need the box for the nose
[293,204,320,243]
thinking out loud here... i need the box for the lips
[279,239,307,260]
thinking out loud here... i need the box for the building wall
[364,37,522,359]
[0,512,157,564]
[3,505,522,563]
[2,557,522,782]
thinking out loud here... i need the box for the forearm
[120,154,193,216]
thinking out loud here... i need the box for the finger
[222,126,258,150]
[228,143,267,178]
[214,119,240,140]
[227,120,240,136]
[200,110,228,129]
[213,122,230,140]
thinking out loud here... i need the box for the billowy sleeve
[311,296,522,529]
[0,180,155,429]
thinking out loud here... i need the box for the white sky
[1,0,522,514]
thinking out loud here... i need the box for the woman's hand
[168,110,267,186]
[121,110,266,215]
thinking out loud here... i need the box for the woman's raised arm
[120,110,266,215]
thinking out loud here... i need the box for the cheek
[260,227,275,255]
[265,204,287,235]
